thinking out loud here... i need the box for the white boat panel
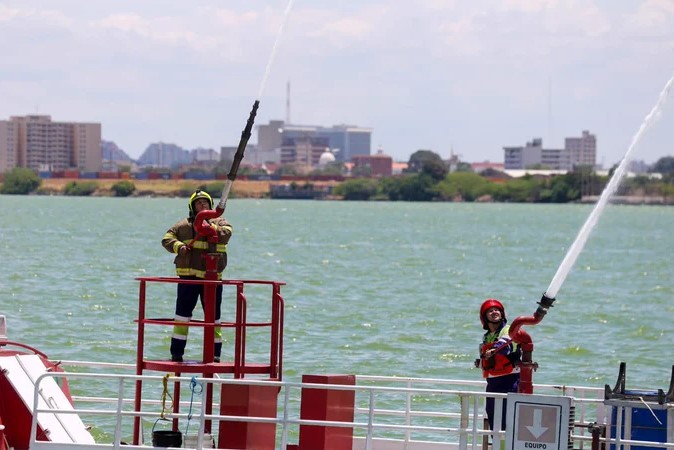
[0,355,95,444]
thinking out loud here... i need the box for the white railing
[26,367,673,450]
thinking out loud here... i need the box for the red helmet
[480,298,506,330]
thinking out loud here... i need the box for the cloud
[0,5,20,21]
[0,1,672,163]
[0,4,73,26]
[631,0,674,31]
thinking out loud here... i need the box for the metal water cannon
[215,100,259,213]
[187,100,258,287]
[508,293,556,394]
[193,209,222,244]
[190,99,260,249]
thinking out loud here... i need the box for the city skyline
[1,1,673,165]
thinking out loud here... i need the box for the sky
[1,1,674,166]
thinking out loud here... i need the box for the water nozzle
[535,293,556,318]
[539,293,556,308]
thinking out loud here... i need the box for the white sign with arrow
[505,393,572,450]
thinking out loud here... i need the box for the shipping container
[184,172,212,180]
[98,171,120,179]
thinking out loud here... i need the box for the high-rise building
[565,130,596,168]
[280,136,330,168]
[221,143,274,165]
[192,147,220,163]
[503,131,597,170]
[257,120,372,164]
[220,146,237,163]
[0,120,19,173]
[257,120,285,158]
[314,124,372,162]
[73,122,102,172]
[504,138,546,169]
[0,115,101,173]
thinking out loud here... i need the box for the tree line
[333,151,674,202]
[3,152,674,202]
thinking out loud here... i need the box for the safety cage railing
[131,277,285,445]
[134,277,285,379]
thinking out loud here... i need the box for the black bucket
[152,430,182,448]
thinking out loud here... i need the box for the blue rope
[184,376,203,439]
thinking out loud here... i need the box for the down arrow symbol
[526,409,548,439]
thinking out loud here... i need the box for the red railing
[131,277,285,444]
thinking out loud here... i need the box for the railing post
[460,394,469,450]
[113,378,125,449]
[405,380,412,443]
[472,394,481,450]
[280,385,292,449]
[133,279,147,445]
[615,404,624,450]
[234,283,247,379]
[366,389,375,450]
[492,393,504,445]
[196,394,207,449]
[270,283,282,379]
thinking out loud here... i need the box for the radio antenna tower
[547,76,553,145]
[286,80,291,124]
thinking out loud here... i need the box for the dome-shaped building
[318,150,336,167]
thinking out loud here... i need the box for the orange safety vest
[480,325,521,378]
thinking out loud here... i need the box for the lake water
[1,196,673,392]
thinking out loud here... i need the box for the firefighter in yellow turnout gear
[162,190,233,362]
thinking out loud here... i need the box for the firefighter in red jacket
[475,298,521,432]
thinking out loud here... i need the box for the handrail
[133,277,284,379]
[26,369,627,450]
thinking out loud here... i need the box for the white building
[504,131,597,170]
[192,147,220,163]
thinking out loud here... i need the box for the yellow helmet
[188,189,213,216]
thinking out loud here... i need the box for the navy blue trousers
[170,277,223,359]
[485,373,520,431]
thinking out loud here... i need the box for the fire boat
[1,252,673,449]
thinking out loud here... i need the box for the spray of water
[214,0,295,213]
[545,71,674,300]
[257,0,295,100]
